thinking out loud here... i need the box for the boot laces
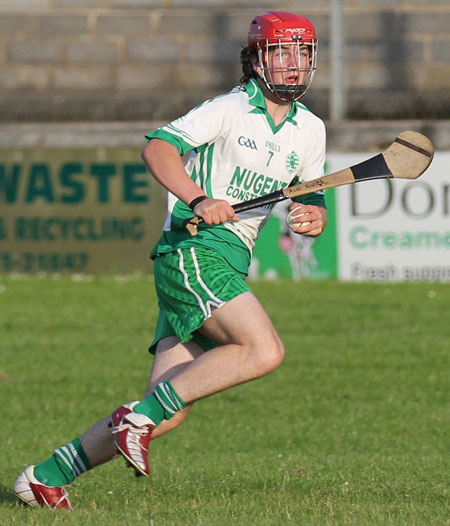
[112,420,151,444]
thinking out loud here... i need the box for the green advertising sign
[0,148,166,273]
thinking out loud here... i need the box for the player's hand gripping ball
[286,208,311,229]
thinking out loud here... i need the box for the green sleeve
[292,192,326,208]
[145,129,196,156]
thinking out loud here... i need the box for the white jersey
[146,79,326,271]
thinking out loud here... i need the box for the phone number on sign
[0,252,89,272]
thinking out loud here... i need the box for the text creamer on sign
[329,152,450,283]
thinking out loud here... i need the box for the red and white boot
[15,465,71,509]
[111,401,155,477]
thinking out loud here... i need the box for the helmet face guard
[256,38,318,102]
[248,11,318,103]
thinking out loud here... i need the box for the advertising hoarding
[0,148,166,274]
[332,152,449,282]
[1,148,447,281]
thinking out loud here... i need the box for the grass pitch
[0,274,448,525]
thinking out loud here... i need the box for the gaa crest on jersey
[285,151,300,174]
[238,136,258,151]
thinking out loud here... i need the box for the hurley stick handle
[183,190,286,236]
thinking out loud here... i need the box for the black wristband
[189,195,208,211]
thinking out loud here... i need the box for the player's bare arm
[141,139,237,225]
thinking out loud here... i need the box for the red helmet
[248,11,318,102]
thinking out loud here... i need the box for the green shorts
[149,246,250,353]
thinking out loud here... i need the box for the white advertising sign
[328,152,450,282]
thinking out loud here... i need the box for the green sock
[34,438,91,487]
[134,381,187,426]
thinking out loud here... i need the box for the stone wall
[0,0,449,121]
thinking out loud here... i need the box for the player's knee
[251,334,285,377]
[266,334,285,372]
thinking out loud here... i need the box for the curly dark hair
[240,46,258,84]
